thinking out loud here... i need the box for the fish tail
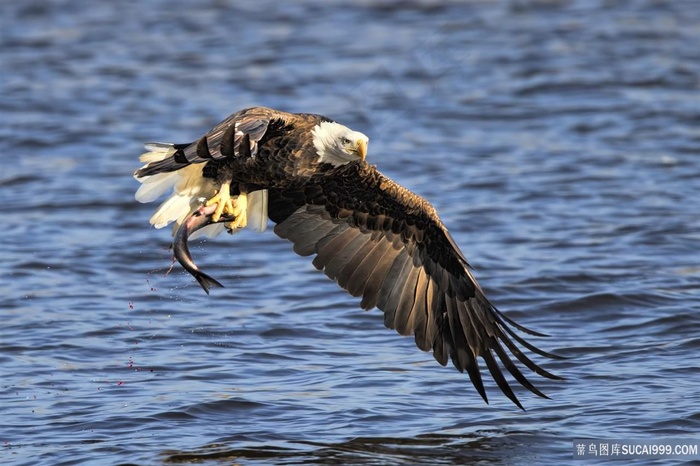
[194,271,225,295]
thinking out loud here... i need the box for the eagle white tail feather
[135,172,179,203]
[135,144,268,237]
[139,143,176,163]
[135,144,181,202]
[150,191,202,229]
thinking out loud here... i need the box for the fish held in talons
[173,203,236,294]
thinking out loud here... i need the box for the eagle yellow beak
[356,139,367,160]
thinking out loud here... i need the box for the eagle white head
[312,121,369,167]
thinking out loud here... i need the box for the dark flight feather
[266,160,562,409]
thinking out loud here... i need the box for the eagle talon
[205,182,234,223]
[204,182,247,229]
[224,191,247,230]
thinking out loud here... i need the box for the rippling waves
[2,0,699,465]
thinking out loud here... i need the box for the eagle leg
[205,181,248,230]
[225,191,247,230]
[205,181,235,223]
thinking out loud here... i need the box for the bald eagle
[134,106,561,409]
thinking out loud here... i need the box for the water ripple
[2,0,699,465]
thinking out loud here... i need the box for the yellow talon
[225,191,247,230]
[204,182,247,229]
[205,182,233,223]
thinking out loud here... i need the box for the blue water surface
[1,1,699,465]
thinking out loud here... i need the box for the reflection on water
[1,0,699,465]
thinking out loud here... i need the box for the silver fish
[173,204,235,294]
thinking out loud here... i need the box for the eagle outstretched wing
[267,160,562,409]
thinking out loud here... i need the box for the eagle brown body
[134,106,561,409]
[136,107,340,192]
